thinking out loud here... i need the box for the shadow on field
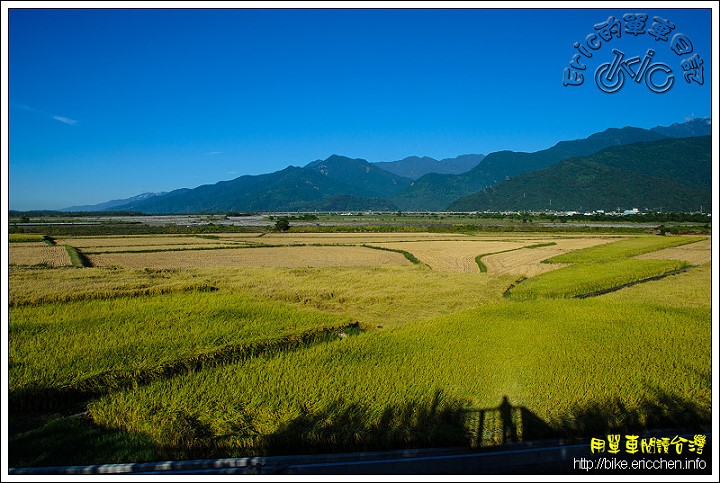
[262,390,470,455]
[264,389,711,457]
[467,396,555,447]
[8,388,711,470]
[548,387,711,438]
[9,414,159,468]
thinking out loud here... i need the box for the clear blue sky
[4,5,716,210]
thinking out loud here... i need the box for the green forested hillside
[448,136,711,213]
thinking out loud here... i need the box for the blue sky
[4,5,716,210]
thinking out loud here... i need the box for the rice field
[7,230,712,468]
[634,237,712,265]
[52,234,255,249]
[478,237,615,277]
[9,242,72,267]
[86,245,415,269]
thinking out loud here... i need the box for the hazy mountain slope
[374,154,485,179]
[61,192,166,212]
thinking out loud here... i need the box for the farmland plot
[9,242,72,267]
[7,230,712,468]
[87,245,414,269]
[376,236,617,274]
[375,240,526,272]
[481,237,617,277]
[634,237,711,265]
[54,234,253,251]
[256,232,473,246]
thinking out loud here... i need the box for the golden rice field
[634,237,712,265]
[52,234,248,248]
[12,232,635,275]
[86,245,414,270]
[51,234,260,253]
[8,229,712,469]
[8,242,72,267]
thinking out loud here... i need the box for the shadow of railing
[467,389,710,448]
[467,396,556,448]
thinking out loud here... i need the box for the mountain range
[62,118,711,214]
[374,154,486,180]
[448,135,711,213]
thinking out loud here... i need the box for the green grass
[64,245,92,267]
[8,233,48,243]
[362,244,425,265]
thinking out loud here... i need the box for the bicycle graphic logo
[595,48,673,93]
[562,13,705,94]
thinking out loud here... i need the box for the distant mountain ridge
[304,155,413,198]
[109,159,410,214]
[390,127,678,211]
[66,118,711,214]
[373,154,486,180]
[389,117,711,211]
[61,192,166,212]
[650,117,712,138]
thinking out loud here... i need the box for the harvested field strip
[480,238,617,277]
[52,236,257,251]
[634,238,712,265]
[475,247,524,272]
[82,243,269,255]
[9,244,73,267]
[86,245,414,269]
[257,232,475,245]
[377,240,526,273]
[9,322,360,413]
[379,237,612,274]
[475,243,558,272]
